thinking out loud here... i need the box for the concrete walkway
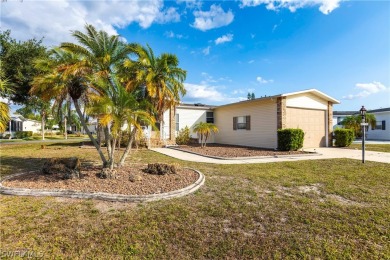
[150,147,390,164]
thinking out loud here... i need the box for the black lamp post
[360,106,367,163]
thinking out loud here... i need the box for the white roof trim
[281,89,340,104]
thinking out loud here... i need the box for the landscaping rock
[129,174,142,182]
[41,157,81,179]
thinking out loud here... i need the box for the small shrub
[277,128,304,151]
[15,131,33,139]
[145,163,179,175]
[334,128,354,147]
[176,126,191,145]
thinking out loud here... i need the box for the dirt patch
[2,164,198,196]
[175,144,306,158]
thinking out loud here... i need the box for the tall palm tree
[126,44,186,140]
[193,122,219,148]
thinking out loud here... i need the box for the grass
[348,143,390,153]
[0,134,89,143]
[1,142,389,259]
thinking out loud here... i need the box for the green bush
[176,126,191,145]
[277,128,304,151]
[15,131,33,139]
[334,128,354,147]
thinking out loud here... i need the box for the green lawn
[348,143,390,153]
[1,142,389,259]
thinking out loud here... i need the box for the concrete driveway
[150,147,390,164]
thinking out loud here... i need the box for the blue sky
[2,0,390,111]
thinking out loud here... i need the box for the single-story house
[366,108,389,140]
[333,107,389,141]
[333,111,356,130]
[160,89,340,148]
[2,115,42,138]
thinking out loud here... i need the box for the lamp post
[360,106,367,163]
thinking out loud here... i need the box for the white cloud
[256,76,274,84]
[1,0,179,46]
[192,4,234,31]
[248,60,255,64]
[156,7,181,23]
[202,46,211,55]
[215,34,234,45]
[343,81,389,100]
[184,83,225,102]
[240,0,343,15]
[164,31,185,39]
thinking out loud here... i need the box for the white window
[233,116,251,130]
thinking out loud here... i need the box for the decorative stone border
[0,168,205,203]
[167,146,320,160]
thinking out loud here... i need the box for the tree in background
[247,92,255,100]
[341,114,376,138]
[0,30,48,104]
[193,122,219,148]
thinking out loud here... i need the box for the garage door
[286,107,326,148]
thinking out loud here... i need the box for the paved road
[151,147,390,164]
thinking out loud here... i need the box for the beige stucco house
[159,89,340,149]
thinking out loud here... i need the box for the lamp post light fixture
[360,106,367,163]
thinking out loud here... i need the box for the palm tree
[87,75,154,169]
[193,122,219,148]
[341,114,376,138]
[127,44,186,141]
[0,69,11,133]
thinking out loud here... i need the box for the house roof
[178,103,216,110]
[333,111,356,116]
[216,88,340,109]
[367,107,390,113]
[280,89,340,104]
[334,107,390,116]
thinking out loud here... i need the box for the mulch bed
[2,164,198,196]
[175,143,306,158]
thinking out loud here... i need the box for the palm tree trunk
[118,127,137,167]
[41,111,45,140]
[104,126,112,160]
[110,137,116,169]
[73,98,108,166]
[64,116,68,140]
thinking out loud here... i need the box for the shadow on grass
[0,155,98,177]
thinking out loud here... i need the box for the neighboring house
[333,111,356,129]
[174,103,216,142]
[160,89,340,148]
[366,107,389,140]
[333,107,389,141]
[2,115,42,138]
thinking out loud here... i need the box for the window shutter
[233,117,237,130]
[382,120,386,130]
[246,115,251,130]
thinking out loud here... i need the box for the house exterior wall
[366,111,390,140]
[22,120,42,133]
[174,106,215,143]
[284,93,330,147]
[214,99,278,149]
[286,92,328,110]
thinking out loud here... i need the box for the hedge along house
[156,89,340,148]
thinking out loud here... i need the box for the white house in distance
[333,107,389,141]
[162,89,340,148]
[366,108,389,140]
[2,115,42,138]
